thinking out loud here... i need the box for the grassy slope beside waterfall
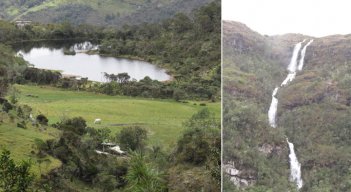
[223,20,351,192]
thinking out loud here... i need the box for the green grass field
[15,84,220,148]
[0,116,61,177]
[0,84,219,178]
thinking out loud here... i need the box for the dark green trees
[59,116,87,135]
[175,108,220,165]
[117,126,148,151]
[0,150,34,192]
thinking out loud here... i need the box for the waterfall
[268,87,279,128]
[287,139,303,189]
[287,42,303,73]
[267,39,313,189]
[270,40,305,125]
[281,72,296,86]
[297,39,314,70]
[281,42,303,86]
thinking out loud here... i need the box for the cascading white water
[267,39,313,189]
[287,139,303,189]
[281,41,303,86]
[270,40,305,125]
[281,72,296,86]
[268,87,279,128]
[297,39,314,70]
[287,42,303,72]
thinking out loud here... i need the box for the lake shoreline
[18,43,171,82]
[14,39,174,82]
[89,51,175,82]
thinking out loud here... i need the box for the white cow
[94,118,101,124]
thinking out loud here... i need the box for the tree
[185,108,215,127]
[1,98,13,113]
[59,117,87,135]
[116,73,130,84]
[175,128,210,165]
[174,108,220,166]
[170,13,192,33]
[0,149,34,192]
[173,89,186,101]
[116,126,147,151]
[103,72,110,82]
[87,127,111,143]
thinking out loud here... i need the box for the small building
[109,145,125,155]
[62,74,83,80]
[99,142,126,155]
[15,20,32,28]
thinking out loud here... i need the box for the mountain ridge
[0,0,214,26]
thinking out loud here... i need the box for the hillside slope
[0,0,213,26]
[223,20,351,192]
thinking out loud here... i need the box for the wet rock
[223,161,256,188]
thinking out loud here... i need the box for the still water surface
[18,45,170,82]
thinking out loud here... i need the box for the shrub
[0,149,34,191]
[36,114,48,125]
[1,99,13,113]
[116,126,147,151]
[59,117,87,135]
[17,121,26,129]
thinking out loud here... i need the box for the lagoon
[17,43,170,82]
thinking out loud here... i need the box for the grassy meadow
[0,84,219,178]
[15,84,220,148]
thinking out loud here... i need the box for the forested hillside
[223,20,351,191]
[0,0,213,27]
[0,2,220,191]
[0,1,220,100]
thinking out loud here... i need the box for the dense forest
[223,21,351,191]
[0,2,220,191]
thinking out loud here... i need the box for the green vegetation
[16,84,219,147]
[0,0,213,27]
[117,126,147,152]
[29,108,219,191]
[0,149,34,192]
[0,2,220,191]
[125,152,167,192]
[0,1,220,100]
[99,1,221,100]
[0,82,219,191]
[0,119,61,177]
[223,20,351,191]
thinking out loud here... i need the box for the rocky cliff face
[223,20,351,192]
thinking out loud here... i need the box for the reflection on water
[17,44,170,82]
